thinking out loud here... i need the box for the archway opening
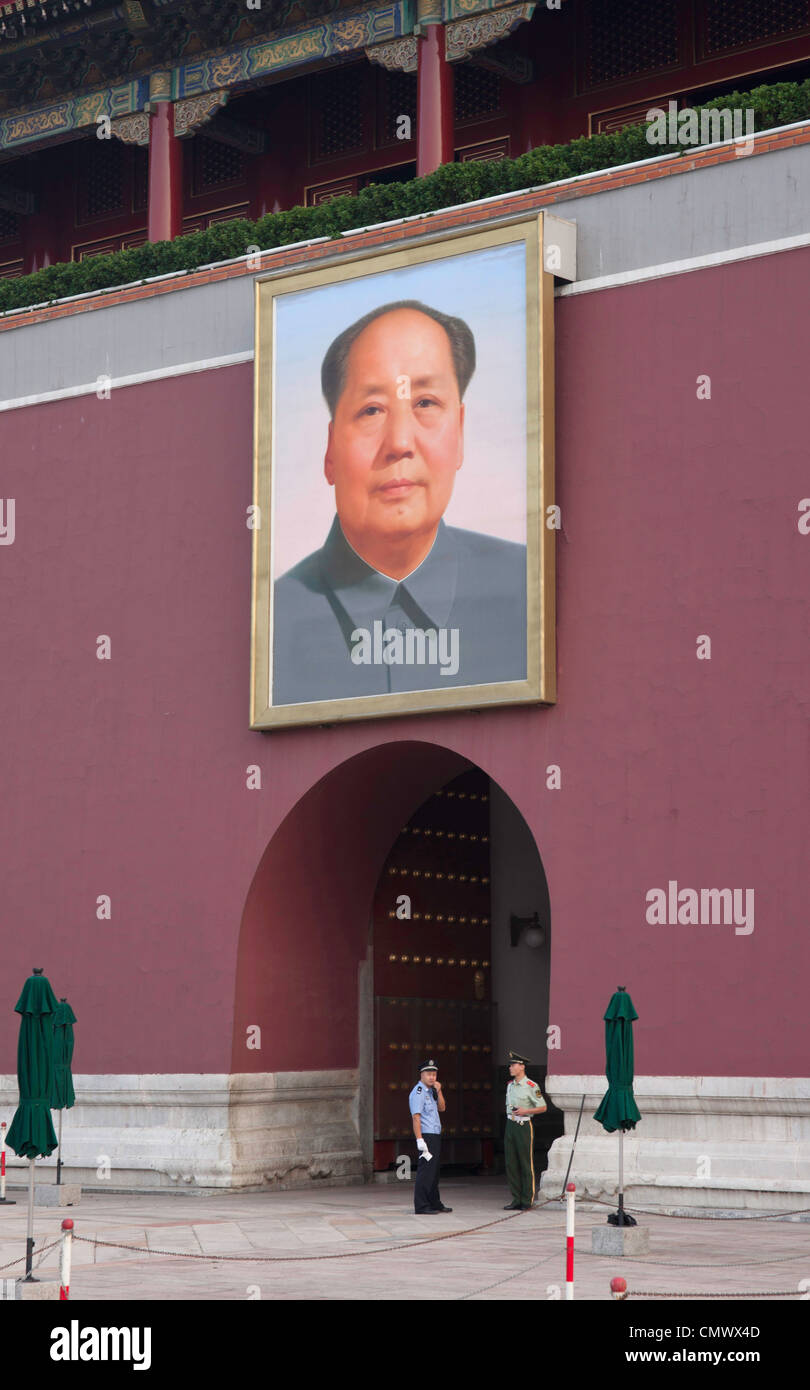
[231,740,561,1190]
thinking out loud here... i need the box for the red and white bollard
[59,1218,73,1300]
[611,1275,628,1300]
[565,1181,575,1300]
[0,1121,13,1204]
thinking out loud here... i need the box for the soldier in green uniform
[503,1050,547,1210]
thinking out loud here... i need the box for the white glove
[416,1138,432,1161]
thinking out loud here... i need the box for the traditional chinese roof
[0,1,113,25]
[0,0,359,115]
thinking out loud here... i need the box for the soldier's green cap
[508,1050,532,1065]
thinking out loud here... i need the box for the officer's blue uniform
[409,1080,444,1214]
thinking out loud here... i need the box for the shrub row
[1,78,808,314]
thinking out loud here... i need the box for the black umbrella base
[607,1210,637,1227]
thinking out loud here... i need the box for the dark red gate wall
[0,246,808,1076]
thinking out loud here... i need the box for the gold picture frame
[251,213,555,730]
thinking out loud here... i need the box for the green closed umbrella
[6,969,59,1280]
[51,999,77,1186]
[593,986,641,1227]
[51,1000,77,1111]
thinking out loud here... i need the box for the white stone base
[545,1076,810,1214]
[4,1072,806,1206]
[591,1224,650,1256]
[228,1071,365,1190]
[0,1072,365,1193]
[16,1280,61,1300]
[33,1184,81,1207]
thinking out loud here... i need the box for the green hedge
[2,78,808,314]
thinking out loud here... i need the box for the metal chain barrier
[4,1195,804,1291]
[46,1195,810,1271]
[1,1217,801,1301]
[595,1248,810,1268]
[70,1205,557,1263]
[521,1204,810,1269]
[459,1250,557,1300]
[578,1195,810,1222]
[0,1237,60,1274]
[628,1288,804,1298]
[72,1226,805,1272]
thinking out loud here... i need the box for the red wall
[1,245,808,1078]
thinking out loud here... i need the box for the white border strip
[3,231,809,413]
[557,230,810,296]
[0,349,253,412]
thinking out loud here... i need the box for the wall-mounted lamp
[510,912,545,949]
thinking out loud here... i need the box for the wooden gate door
[373,769,495,1170]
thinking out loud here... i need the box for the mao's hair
[321,300,476,417]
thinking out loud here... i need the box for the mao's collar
[320,516,459,631]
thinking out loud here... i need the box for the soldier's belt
[507,1115,531,1126]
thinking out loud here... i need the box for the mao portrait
[251,221,554,730]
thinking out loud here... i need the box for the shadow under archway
[232,741,470,1077]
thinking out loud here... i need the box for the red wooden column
[22,212,56,276]
[147,101,183,243]
[416,24,454,176]
[21,149,63,274]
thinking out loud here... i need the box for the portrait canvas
[251,217,554,729]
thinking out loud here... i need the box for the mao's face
[324,309,464,566]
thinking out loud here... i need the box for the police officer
[504,1050,547,1210]
[409,1061,453,1215]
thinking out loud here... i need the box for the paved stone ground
[1,1177,807,1301]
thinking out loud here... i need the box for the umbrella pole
[56,1111,63,1186]
[613,1129,636,1226]
[24,1158,37,1281]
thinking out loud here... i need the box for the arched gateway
[231,742,560,1190]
